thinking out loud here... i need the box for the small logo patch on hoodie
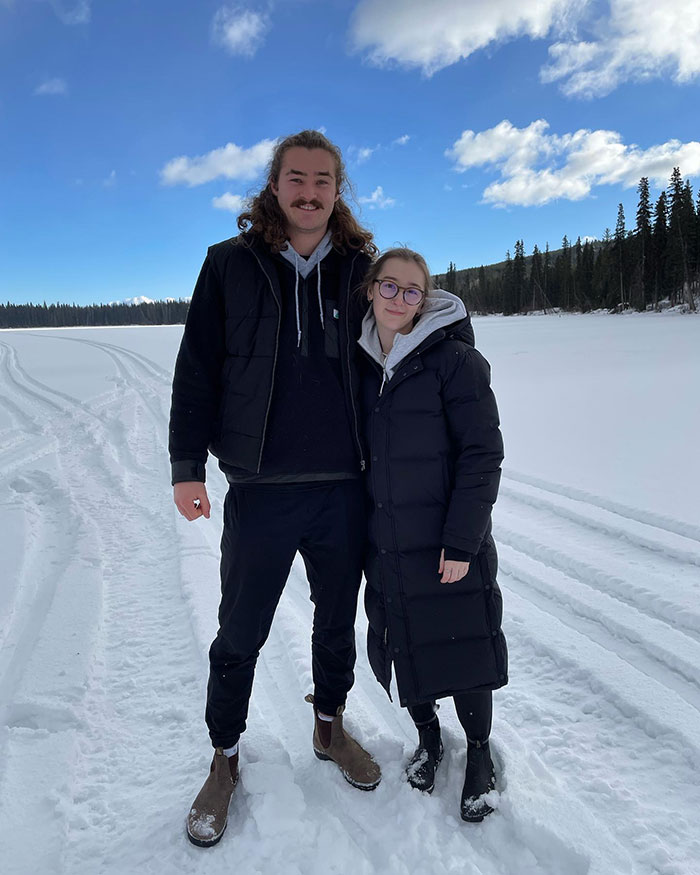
[333,308,339,320]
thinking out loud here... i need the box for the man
[169,130,381,848]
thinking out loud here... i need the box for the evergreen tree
[529,244,543,311]
[652,191,668,308]
[592,231,615,309]
[445,261,457,294]
[476,265,488,313]
[666,167,695,308]
[0,299,191,329]
[543,243,551,308]
[502,250,515,315]
[613,204,627,308]
[696,190,700,289]
[552,235,571,309]
[635,177,653,311]
[580,241,595,311]
[512,240,526,313]
[573,236,583,310]
[682,180,697,302]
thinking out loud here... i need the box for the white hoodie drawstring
[283,234,332,348]
[379,354,388,395]
[317,266,324,330]
[293,251,302,348]
[292,249,325,347]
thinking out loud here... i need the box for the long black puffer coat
[360,311,508,707]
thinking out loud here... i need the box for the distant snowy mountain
[108,296,155,306]
[108,296,185,306]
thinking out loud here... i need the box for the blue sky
[2,0,699,305]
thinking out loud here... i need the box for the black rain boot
[406,717,444,794]
[460,739,496,822]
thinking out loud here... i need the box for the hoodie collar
[359,289,468,384]
[280,231,333,278]
[279,231,333,347]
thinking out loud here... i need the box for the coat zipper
[367,379,390,656]
[344,251,366,471]
[248,249,281,474]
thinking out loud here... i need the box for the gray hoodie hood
[359,288,468,388]
[280,231,334,347]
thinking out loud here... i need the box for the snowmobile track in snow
[1,328,698,875]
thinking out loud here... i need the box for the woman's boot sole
[460,807,493,823]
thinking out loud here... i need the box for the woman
[358,248,507,822]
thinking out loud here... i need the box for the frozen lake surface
[0,313,698,875]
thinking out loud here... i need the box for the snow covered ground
[0,313,698,875]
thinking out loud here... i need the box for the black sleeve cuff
[443,546,473,563]
[171,460,206,485]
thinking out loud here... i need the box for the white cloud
[350,0,579,76]
[447,119,700,207]
[4,0,90,19]
[359,186,396,209]
[350,0,700,97]
[103,170,117,187]
[211,6,270,57]
[351,139,409,163]
[448,119,556,175]
[348,137,410,166]
[160,138,277,187]
[46,0,91,25]
[34,77,68,96]
[541,0,700,97]
[212,192,246,212]
[348,144,378,164]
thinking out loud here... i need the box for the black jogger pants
[205,480,366,749]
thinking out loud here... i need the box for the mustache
[291,198,323,209]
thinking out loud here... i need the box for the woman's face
[368,257,426,337]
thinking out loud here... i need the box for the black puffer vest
[169,234,370,482]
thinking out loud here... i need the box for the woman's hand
[438,548,470,584]
[174,481,211,521]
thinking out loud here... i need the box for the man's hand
[174,481,211,521]
[438,548,470,584]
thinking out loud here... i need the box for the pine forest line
[2,167,699,329]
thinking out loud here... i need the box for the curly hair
[237,130,378,256]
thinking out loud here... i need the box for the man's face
[270,147,340,240]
